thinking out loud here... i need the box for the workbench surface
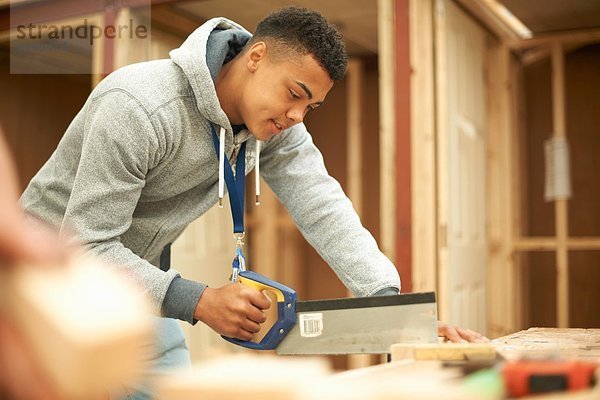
[331,328,600,400]
[156,328,600,399]
[493,327,600,361]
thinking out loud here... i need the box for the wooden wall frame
[511,41,600,328]
[411,0,600,336]
[409,0,437,294]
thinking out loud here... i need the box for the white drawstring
[218,126,225,208]
[255,140,261,205]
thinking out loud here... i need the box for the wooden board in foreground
[0,256,154,399]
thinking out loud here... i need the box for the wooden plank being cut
[391,343,497,361]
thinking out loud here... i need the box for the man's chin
[250,128,274,141]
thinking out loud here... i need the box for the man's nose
[286,107,305,124]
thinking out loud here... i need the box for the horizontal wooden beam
[513,237,600,252]
[520,42,587,66]
[0,0,33,8]
[455,0,525,41]
[509,28,600,50]
[567,238,600,250]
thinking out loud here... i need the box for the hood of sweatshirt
[170,18,261,205]
[170,17,250,134]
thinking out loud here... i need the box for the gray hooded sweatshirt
[21,18,400,324]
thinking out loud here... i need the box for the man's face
[239,43,334,141]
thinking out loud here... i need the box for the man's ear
[246,41,267,72]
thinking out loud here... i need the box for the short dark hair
[251,6,348,81]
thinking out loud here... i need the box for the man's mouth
[270,119,285,134]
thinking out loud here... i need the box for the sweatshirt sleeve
[59,90,203,321]
[259,124,401,297]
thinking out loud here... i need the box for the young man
[21,6,485,399]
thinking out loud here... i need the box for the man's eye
[290,90,300,100]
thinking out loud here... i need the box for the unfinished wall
[566,44,600,238]
[302,56,381,301]
[522,44,600,328]
[299,56,380,370]
[362,56,381,244]
[565,44,600,328]
[0,45,90,189]
[303,67,349,302]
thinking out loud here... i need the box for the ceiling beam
[455,0,528,41]
[509,27,600,49]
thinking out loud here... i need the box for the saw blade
[276,292,438,355]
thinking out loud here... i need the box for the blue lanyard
[210,125,247,234]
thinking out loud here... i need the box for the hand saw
[222,270,438,355]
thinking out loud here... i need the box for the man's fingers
[234,328,254,341]
[440,325,462,343]
[458,328,490,343]
[438,320,490,344]
[242,319,261,334]
[246,306,267,324]
[249,290,272,310]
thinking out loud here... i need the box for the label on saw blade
[299,313,323,337]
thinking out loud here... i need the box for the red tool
[502,360,597,397]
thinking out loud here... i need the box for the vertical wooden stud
[551,42,569,328]
[409,0,437,293]
[433,0,449,322]
[345,59,373,370]
[486,41,515,337]
[378,0,397,263]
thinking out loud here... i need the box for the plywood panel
[362,57,381,243]
[303,61,349,372]
[303,68,348,303]
[565,44,600,237]
[439,0,489,334]
[521,44,600,329]
[522,58,555,236]
[569,251,600,328]
[526,252,557,327]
